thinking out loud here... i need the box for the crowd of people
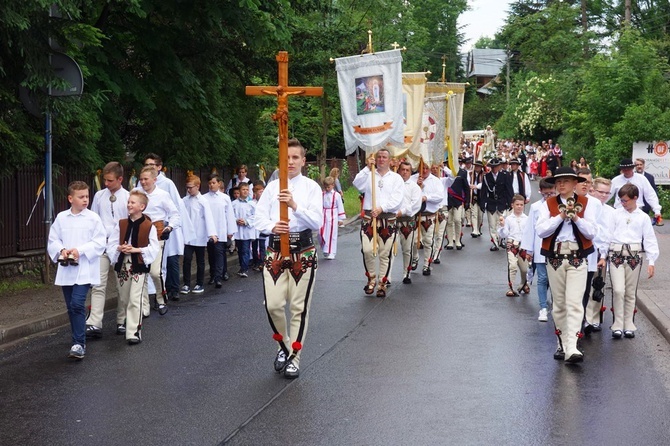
[46,144,345,379]
[354,144,661,365]
[46,135,663,371]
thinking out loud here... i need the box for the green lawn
[343,187,362,219]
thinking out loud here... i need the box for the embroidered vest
[540,195,594,258]
[115,215,153,273]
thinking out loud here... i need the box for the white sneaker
[192,285,204,294]
[180,285,190,294]
[68,344,85,359]
[538,308,548,322]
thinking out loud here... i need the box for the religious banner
[632,141,670,185]
[402,72,428,160]
[335,49,404,154]
[426,82,466,166]
[446,93,461,175]
[406,95,446,168]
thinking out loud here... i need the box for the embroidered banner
[446,93,461,175]
[402,72,428,160]
[406,96,445,168]
[335,50,404,155]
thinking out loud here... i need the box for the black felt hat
[619,158,635,169]
[545,166,587,183]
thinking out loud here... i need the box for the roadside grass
[343,187,362,219]
[0,272,46,295]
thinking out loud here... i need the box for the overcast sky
[458,0,513,51]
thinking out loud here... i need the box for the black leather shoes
[456,245,463,250]
[403,277,411,284]
[433,258,441,264]
[553,348,565,360]
[422,268,431,276]
[612,330,623,339]
[490,245,499,251]
[85,325,102,339]
[446,246,454,250]
[116,324,126,335]
[284,361,299,379]
[565,352,584,364]
[274,350,286,372]
[215,280,222,288]
[127,338,141,345]
[158,304,168,315]
[624,330,635,338]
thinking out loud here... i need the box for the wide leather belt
[268,229,314,252]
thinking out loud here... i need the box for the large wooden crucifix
[246,51,323,257]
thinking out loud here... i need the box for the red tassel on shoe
[292,341,302,351]
[577,331,584,338]
[273,333,283,342]
[555,329,562,336]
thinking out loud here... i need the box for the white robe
[320,190,345,255]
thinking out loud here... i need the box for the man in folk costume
[410,162,445,276]
[536,167,598,364]
[431,163,450,265]
[508,158,531,204]
[482,158,513,251]
[468,160,485,238]
[254,139,323,379]
[445,160,471,251]
[320,176,346,259]
[396,161,422,284]
[353,148,404,297]
[462,157,474,227]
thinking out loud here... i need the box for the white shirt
[510,169,531,200]
[594,203,615,258]
[225,176,251,194]
[91,187,129,237]
[400,180,422,217]
[183,193,217,246]
[520,198,546,263]
[155,172,195,256]
[610,172,661,214]
[584,196,602,271]
[204,190,237,239]
[606,207,660,265]
[232,198,256,240]
[47,208,106,286]
[107,217,160,265]
[536,194,598,243]
[353,167,404,214]
[499,212,528,242]
[136,186,181,229]
[409,173,444,213]
[254,173,322,234]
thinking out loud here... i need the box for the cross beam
[246,51,323,257]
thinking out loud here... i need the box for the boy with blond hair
[499,194,530,296]
[107,190,159,344]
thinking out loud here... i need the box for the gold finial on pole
[367,30,373,54]
[441,55,447,83]
[391,41,400,50]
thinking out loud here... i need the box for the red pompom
[555,329,562,336]
[292,341,302,351]
[577,332,584,339]
[272,333,283,342]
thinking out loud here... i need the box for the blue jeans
[236,239,252,272]
[536,263,549,310]
[62,284,90,345]
[166,255,180,294]
[252,237,267,267]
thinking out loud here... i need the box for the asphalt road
[2,224,670,446]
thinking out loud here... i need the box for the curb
[636,291,670,344]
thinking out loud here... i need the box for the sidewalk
[2,218,670,346]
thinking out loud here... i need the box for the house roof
[463,48,507,78]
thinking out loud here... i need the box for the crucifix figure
[246,51,323,256]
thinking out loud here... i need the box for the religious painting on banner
[632,141,670,185]
[335,49,404,155]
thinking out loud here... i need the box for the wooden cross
[246,51,323,257]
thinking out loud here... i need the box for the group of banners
[334,49,466,173]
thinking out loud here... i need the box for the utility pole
[505,49,510,103]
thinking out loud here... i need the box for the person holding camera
[48,181,106,359]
